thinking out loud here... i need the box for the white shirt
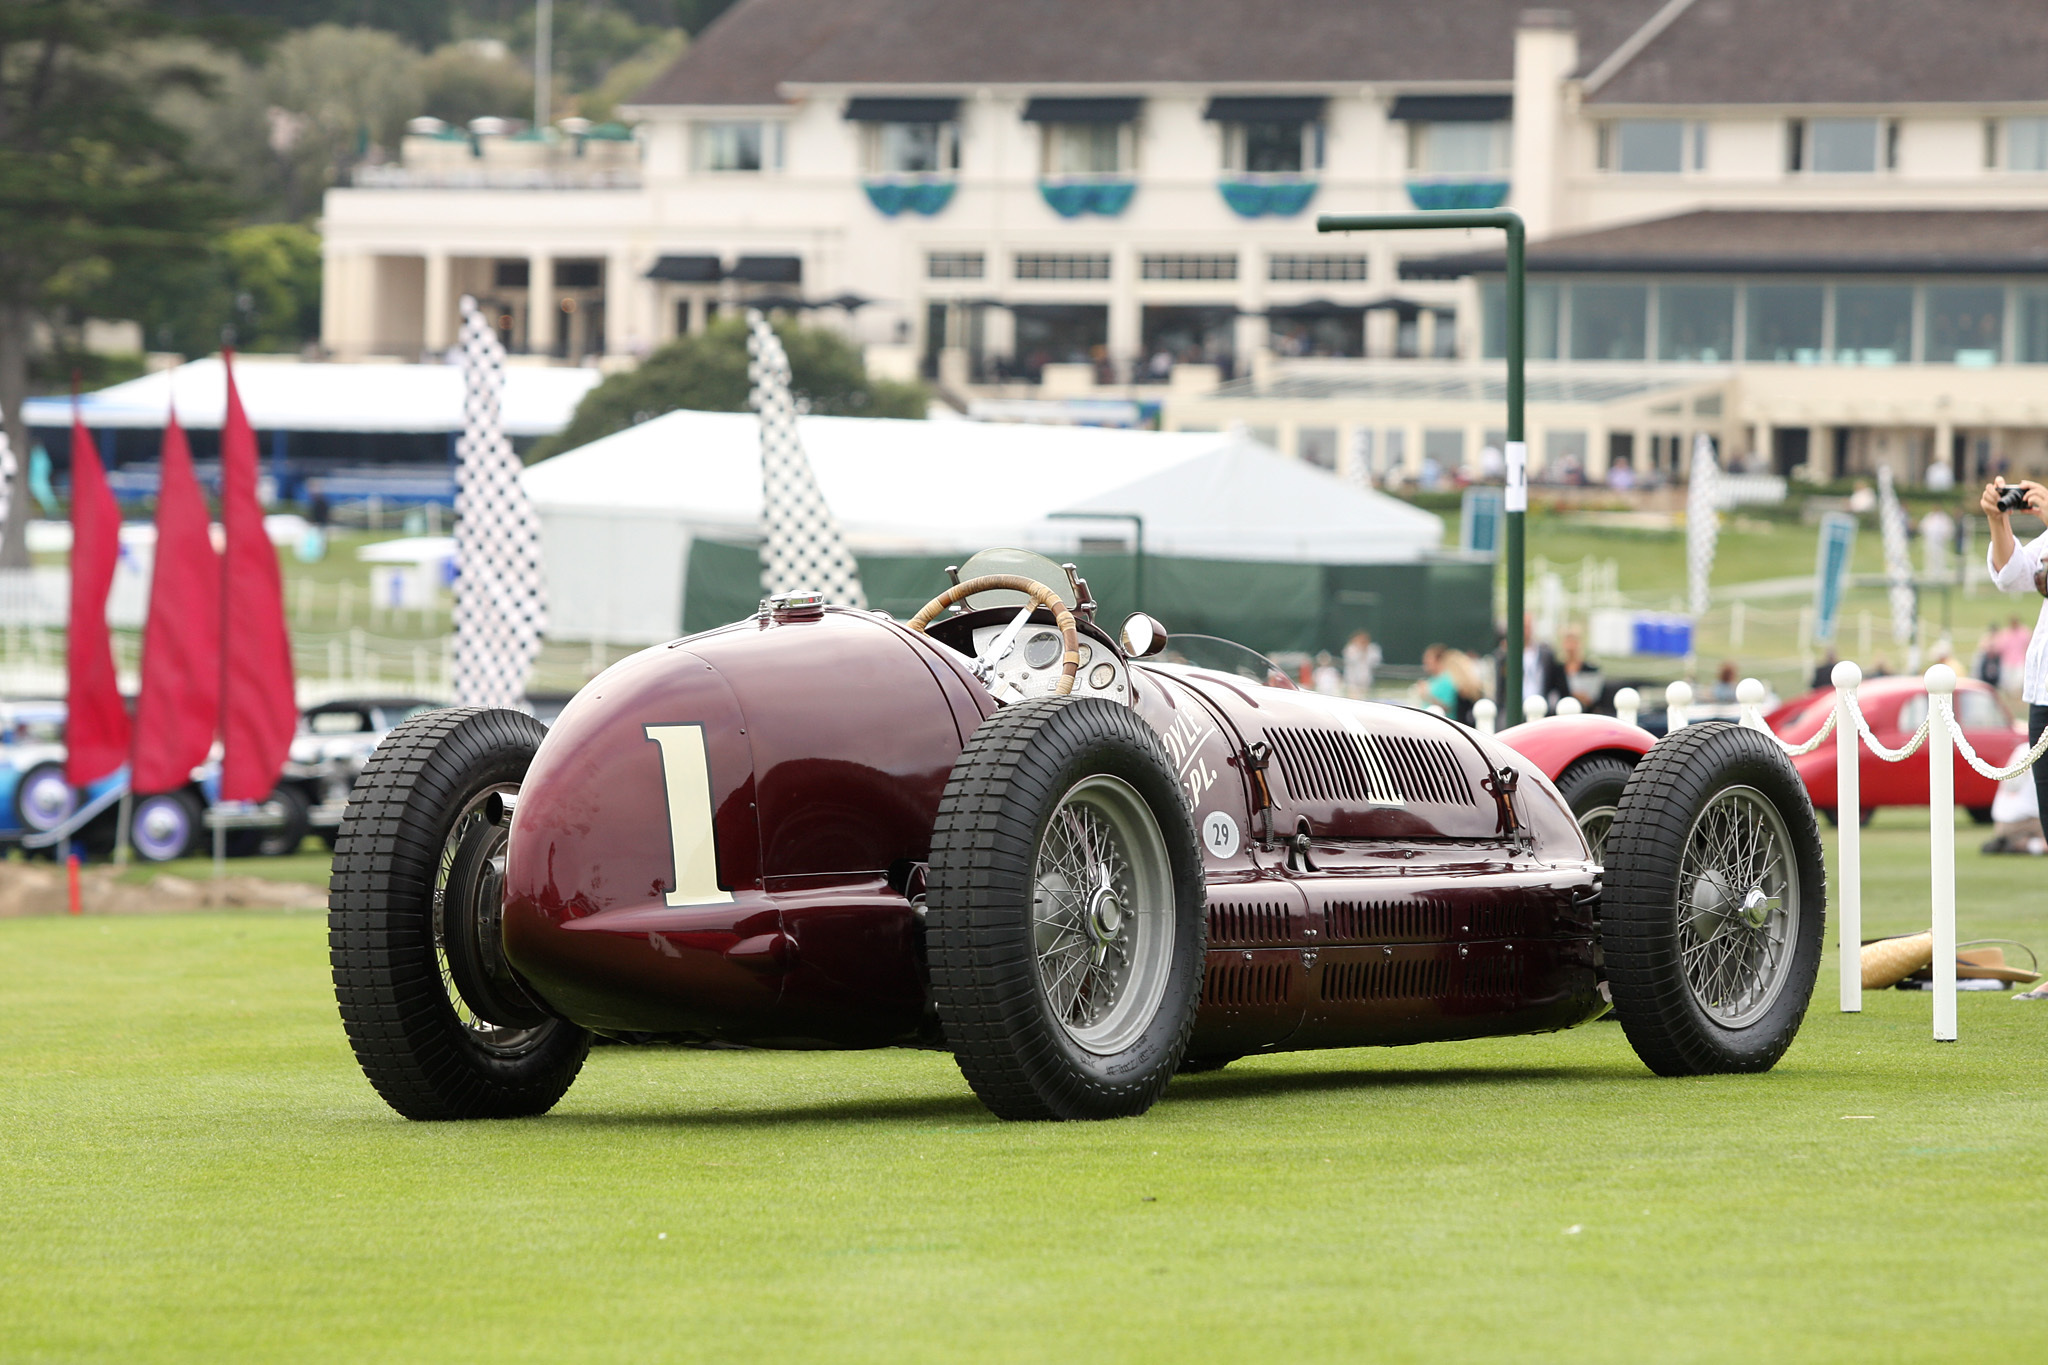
[1987,529,2048,704]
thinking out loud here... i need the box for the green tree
[531,316,928,462]
[0,0,256,566]
[417,39,532,128]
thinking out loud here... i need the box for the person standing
[1998,613,2032,697]
[1342,630,1381,699]
[1981,476,2048,842]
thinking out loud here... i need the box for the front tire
[130,790,201,862]
[1602,722,1825,1076]
[328,708,590,1120]
[927,696,1205,1120]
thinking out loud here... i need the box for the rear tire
[1555,753,1637,862]
[328,707,589,1120]
[1601,722,1825,1076]
[1966,806,1994,826]
[227,783,310,857]
[928,696,1205,1121]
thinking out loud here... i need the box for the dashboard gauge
[1089,662,1116,690]
[1022,630,1062,669]
[1077,642,1093,667]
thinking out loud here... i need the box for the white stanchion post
[1555,695,1582,716]
[1736,677,1768,732]
[1833,659,1862,1013]
[1926,664,1957,1042]
[1473,698,1496,735]
[1614,686,1641,730]
[1524,694,1548,721]
[1665,680,1692,731]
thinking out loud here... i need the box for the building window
[927,251,985,280]
[1745,284,1824,362]
[866,122,959,174]
[696,121,780,172]
[1926,284,2005,365]
[1223,120,1322,174]
[1569,283,1647,361]
[1480,280,1559,360]
[2019,289,2048,363]
[1140,254,1238,281]
[1791,117,1890,174]
[1296,428,1338,470]
[1407,121,1509,174]
[1014,253,1112,281]
[2004,117,2048,171]
[1657,283,1734,362]
[1835,284,1913,363]
[1043,123,1132,175]
[1269,254,1368,282]
[1601,119,1686,174]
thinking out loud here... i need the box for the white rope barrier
[1943,696,2048,782]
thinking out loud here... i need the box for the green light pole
[1315,210,1527,725]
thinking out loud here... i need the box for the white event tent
[24,356,601,436]
[521,410,1446,644]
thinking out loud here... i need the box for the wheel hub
[1087,885,1125,958]
[1740,887,1780,929]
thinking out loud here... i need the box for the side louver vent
[1266,727,1474,807]
[1319,956,1450,1003]
[1461,953,1525,999]
[1208,901,1296,944]
[1465,900,1549,940]
[1322,898,1453,943]
[1204,959,1292,1007]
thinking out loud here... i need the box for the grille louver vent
[1204,959,1292,1006]
[1465,900,1549,940]
[1208,901,1295,944]
[1266,727,1474,807]
[1461,953,1525,999]
[1319,956,1450,1002]
[1322,898,1453,943]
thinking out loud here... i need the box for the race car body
[331,552,1827,1122]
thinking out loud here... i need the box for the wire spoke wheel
[433,785,551,1054]
[1579,806,1617,863]
[1674,786,1799,1028]
[929,696,1205,1121]
[1600,722,1825,1077]
[1030,775,1174,1056]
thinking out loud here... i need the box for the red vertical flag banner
[65,414,131,785]
[218,354,296,801]
[132,411,221,793]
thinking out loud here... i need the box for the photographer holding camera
[1983,476,2048,996]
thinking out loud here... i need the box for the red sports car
[328,550,1826,1123]
[1762,676,2022,825]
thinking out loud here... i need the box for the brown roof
[1403,209,2048,277]
[631,0,1662,106]
[1589,0,2048,106]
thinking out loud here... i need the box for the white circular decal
[1201,811,1241,860]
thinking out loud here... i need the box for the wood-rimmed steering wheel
[907,575,1080,697]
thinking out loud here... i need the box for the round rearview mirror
[1121,613,1167,658]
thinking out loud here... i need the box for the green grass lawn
[3,814,2045,1363]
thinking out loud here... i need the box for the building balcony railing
[862,176,957,217]
[351,164,641,190]
[1404,174,1510,211]
[1218,175,1319,218]
[1039,174,1137,218]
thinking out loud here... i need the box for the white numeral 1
[644,724,734,906]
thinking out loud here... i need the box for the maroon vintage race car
[328,550,1826,1122]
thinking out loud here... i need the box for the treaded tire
[1602,722,1826,1077]
[228,783,311,857]
[1555,752,1637,861]
[328,707,590,1120]
[927,696,1205,1121]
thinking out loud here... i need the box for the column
[1933,421,1954,485]
[527,254,556,355]
[1510,12,1577,241]
[606,248,638,356]
[423,252,453,352]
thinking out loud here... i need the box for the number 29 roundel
[644,724,734,906]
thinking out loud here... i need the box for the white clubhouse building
[320,0,2048,483]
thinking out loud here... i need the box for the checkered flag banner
[749,309,865,608]
[1685,433,1719,619]
[452,294,546,707]
[1877,464,1918,655]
